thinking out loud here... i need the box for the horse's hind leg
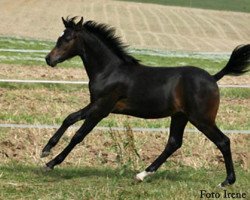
[136,113,188,181]
[191,120,236,187]
[41,104,91,158]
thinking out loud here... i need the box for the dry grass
[218,98,250,130]
[0,64,86,81]
[0,126,249,171]
[0,86,89,124]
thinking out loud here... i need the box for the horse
[42,16,250,187]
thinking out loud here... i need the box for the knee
[168,137,182,150]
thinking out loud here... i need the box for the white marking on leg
[135,171,154,181]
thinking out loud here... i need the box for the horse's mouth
[45,55,61,67]
[49,62,57,67]
[47,62,56,67]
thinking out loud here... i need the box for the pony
[42,16,250,187]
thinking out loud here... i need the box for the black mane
[64,17,139,65]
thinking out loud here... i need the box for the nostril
[45,55,50,64]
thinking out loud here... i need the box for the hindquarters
[180,69,236,186]
[181,68,220,125]
[172,68,236,187]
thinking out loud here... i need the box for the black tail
[213,44,250,81]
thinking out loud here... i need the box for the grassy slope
[118,0,250,13]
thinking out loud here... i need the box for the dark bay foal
[42,17,250,187]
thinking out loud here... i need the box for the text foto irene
[200,190,246,199]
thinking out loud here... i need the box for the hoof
[135,171,154,182]
[217,183,225,188]
[217,181,231,188]
[40,151,50,158]
[42,165,53,172]
[134,174,143,182]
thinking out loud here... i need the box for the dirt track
[1,0,250,52]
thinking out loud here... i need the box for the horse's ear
[62,17,67,27]
[76,17,84,29]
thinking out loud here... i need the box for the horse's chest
[89,82,113,100]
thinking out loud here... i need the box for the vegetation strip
[0,48,49,53]
[0,48,231,59]
[0,123,249,134]
[118,0,250,13]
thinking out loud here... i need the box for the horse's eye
[64,36,72,42]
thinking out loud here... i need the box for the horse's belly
[112,97,174,119]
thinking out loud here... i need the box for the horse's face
[45,29,79,67]
[45,17,84,67]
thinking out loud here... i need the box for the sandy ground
[0,0,250,52]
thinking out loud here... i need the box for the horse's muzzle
[45,55,56,67]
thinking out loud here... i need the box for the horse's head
[45,17,84,67]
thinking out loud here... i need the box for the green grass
[118,0,250,13]
[0,37,228,74]
[0,37,53,50]
[0,37,82,67]
[220,88,250,99]
[0,162,249,200]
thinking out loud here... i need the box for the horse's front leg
[44,96,117,170]
[41,104,91,158]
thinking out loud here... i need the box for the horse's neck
[80,32,121,81]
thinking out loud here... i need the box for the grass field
[119,0,250,13]
[0,163,249,200]
[0,127,250,199]
[0,37,250,199]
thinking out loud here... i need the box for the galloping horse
[42,17,250,187]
